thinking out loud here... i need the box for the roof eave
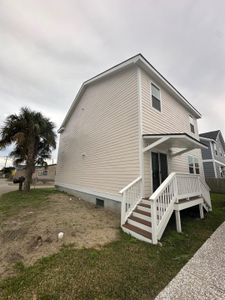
[58,53,202,131]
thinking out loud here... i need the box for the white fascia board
[199,136,215,142]
[143,134,207,149]
[58,54,201,131]
[136,56,201,119]
[58,57,137,132]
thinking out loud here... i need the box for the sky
[0,0,225,168]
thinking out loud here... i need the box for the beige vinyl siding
[140,69,204,196]
[56,66,140,197]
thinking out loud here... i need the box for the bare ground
[0,192,120,278]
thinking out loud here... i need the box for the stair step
[133,208,151,217]
[129,215,151,227]
[138,203,151,208]
[133,211,151,222]
[123,223,152,240]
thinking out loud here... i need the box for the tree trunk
[24,162,34,192]
[24,146,35,192]
[19,180,23,191]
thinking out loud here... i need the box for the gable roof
[200,130,220,141]
[58,53,202,132]
[200,130,225,151]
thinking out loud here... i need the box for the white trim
[58,54,201,131]
[55,182,122,202]
[171,148,192,158]
[119,176,142,194]
[143,134,207,149]
[203,159,225,167]
[199,136,215,142]
[150,81,162,113]
[150,151,169,194]
[174,198,203,211]
[143,137,170,153]
[209,142,217,178]
[137,67,144,195]
[188,155,200,175]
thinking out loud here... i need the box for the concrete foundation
[55,185,121,214]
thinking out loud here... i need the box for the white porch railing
[119,176,142,226]
[150,172,211,244]
[176,173,201,200]
[150,172,177,244]
[199,177,212,210]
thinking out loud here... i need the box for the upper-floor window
[219,166,225,177]
[213,142,218,155]
[188,156,200,174]
[189,115,195,133]
[220,148,223,157]
[151,83,161,112]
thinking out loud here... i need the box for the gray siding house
[200,130,225,178]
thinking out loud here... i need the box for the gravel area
[156,221,225,300]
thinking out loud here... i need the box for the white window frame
[150,82,162,112]
[189,115,195,134]
[213,142,218,155]
[188,155,200,175]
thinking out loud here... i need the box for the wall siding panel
[56,67,140,197]
[140,69,204,195]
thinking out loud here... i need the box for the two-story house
[200,130,225,178]
[56,54,211,244]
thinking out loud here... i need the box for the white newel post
[121,191,126,226]
[198,176,202,196]
[174,175,179,203]
[150,199,158,244]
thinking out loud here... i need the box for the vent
[96,198,104,208]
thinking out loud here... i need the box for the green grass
[0,191,225,300]
[0,188,57,220]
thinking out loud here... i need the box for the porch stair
[122,199,152,243]
[120,173,212,245]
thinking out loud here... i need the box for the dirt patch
[0,193,120,277]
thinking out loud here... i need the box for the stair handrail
[119,176,142,226]
[198,176,212,210]
[150,172,177,244]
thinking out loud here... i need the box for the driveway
[0,179,54,196]
[0,179,18,196]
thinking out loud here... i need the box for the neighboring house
[56,54,211,244]
[15,164,56,182]
[200,130,225,178]
[33,164,57,182]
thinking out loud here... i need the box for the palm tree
[0,107,56,192]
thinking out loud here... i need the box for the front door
[151,152,168,192]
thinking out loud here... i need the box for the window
[189,115,195,133]
[219,166,225,177]
[151,83,161,111]
[213,142,218,155]
[188,156,200,174]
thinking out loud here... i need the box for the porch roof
[142,133,207,156]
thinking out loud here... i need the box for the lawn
[0,190,225,300]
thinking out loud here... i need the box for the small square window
[151,83,161,112]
